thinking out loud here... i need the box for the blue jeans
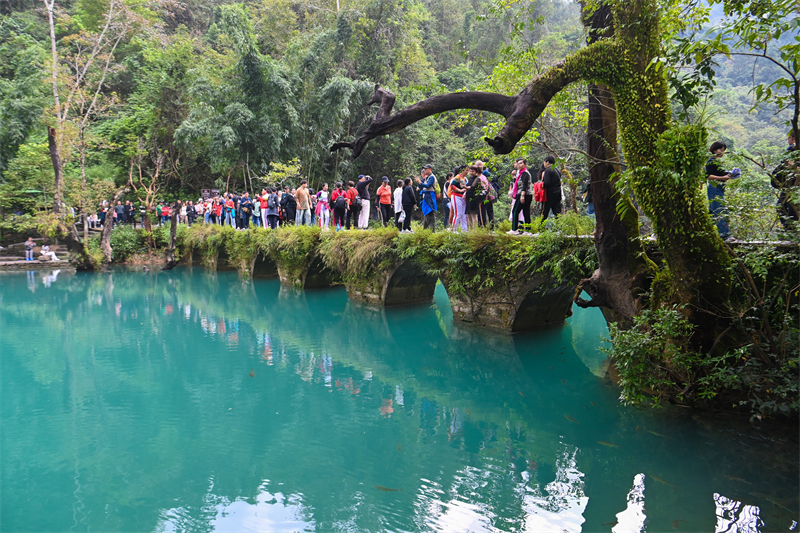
[204,212,211,224]
[296,208,311,226]
[225,210,235,227]
[707,184,729,238]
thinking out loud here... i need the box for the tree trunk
[163,202,179,270]
[573,2,653,327]
[80,128,89,242]
[48,127,64,215]
[100,188,127,263]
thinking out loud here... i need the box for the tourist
[345,180,359,230]
[114,201,124,227]
[189,201,198,226]
[281,188,297,225]
[222,195,234,227]
[213,198,223,225]
[450,171,467,232]
[705,142,733,239]
[415,164,437,232]
[162,202,171,225]
[464,166,485,229]
[581,179,595,216]
[393,179,404,230]
[401,178,416,233]
[331,182,348,230]
[296,180,312,226]
[508,158,532,235]
[139,203,147,226]
[316,183,331,229]
[264,188,279,229]
[240,192,253,229]
[377,177,393,227]
[195,199,206,224]
[476,161,497,228]
[40,244,59,261]
[180,202,188,225]
[356,175,373,229]
[443,172,454,227]
[541,155,563,222]
[308,188,318,226]
[24,237,35,261]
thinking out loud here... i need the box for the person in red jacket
[331,182,349,230]
[345,181,359,230]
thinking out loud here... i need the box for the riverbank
[17,222,796,419]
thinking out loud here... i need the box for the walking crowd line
[91,155,570,236]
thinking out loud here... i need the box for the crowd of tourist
[93,156,571,234]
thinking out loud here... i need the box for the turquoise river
[1,268,797,532]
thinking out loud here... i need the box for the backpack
[534,181,547,203]
[334,192,347,210]
[486,184,497,203]
[434,178,441,199]
[268,195,277,209]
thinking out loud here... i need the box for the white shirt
[393,187,402,212]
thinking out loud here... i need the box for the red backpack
[534,182,547,203]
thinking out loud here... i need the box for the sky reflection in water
[0,268,797,533]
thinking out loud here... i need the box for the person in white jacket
[393,179,404,230]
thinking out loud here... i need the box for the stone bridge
[178,227,596,333]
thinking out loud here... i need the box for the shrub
[109,225,145,262]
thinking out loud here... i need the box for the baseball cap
[422,164,432,169]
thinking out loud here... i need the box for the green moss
[397,229,597,298]
[317,227,401,290]
[270,225,322,286]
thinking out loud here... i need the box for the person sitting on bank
[40,244,59,262]
[24,237,35,261]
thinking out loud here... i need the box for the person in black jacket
[509,158,532,234]
[401,178,416,232]
[239,192,254,229]
[541,155,562,221]
[281,188,297,225]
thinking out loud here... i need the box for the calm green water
[1,268,797,533]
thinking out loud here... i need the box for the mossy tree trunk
[332,0,733,350]
[575,2,652,327]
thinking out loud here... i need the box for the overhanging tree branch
[331,41,622,158]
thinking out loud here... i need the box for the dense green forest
[0,0,793,225]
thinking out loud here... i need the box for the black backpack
[334,192,347,210]
[268,194,277,209]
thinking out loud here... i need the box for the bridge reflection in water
[0,268,796,533]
